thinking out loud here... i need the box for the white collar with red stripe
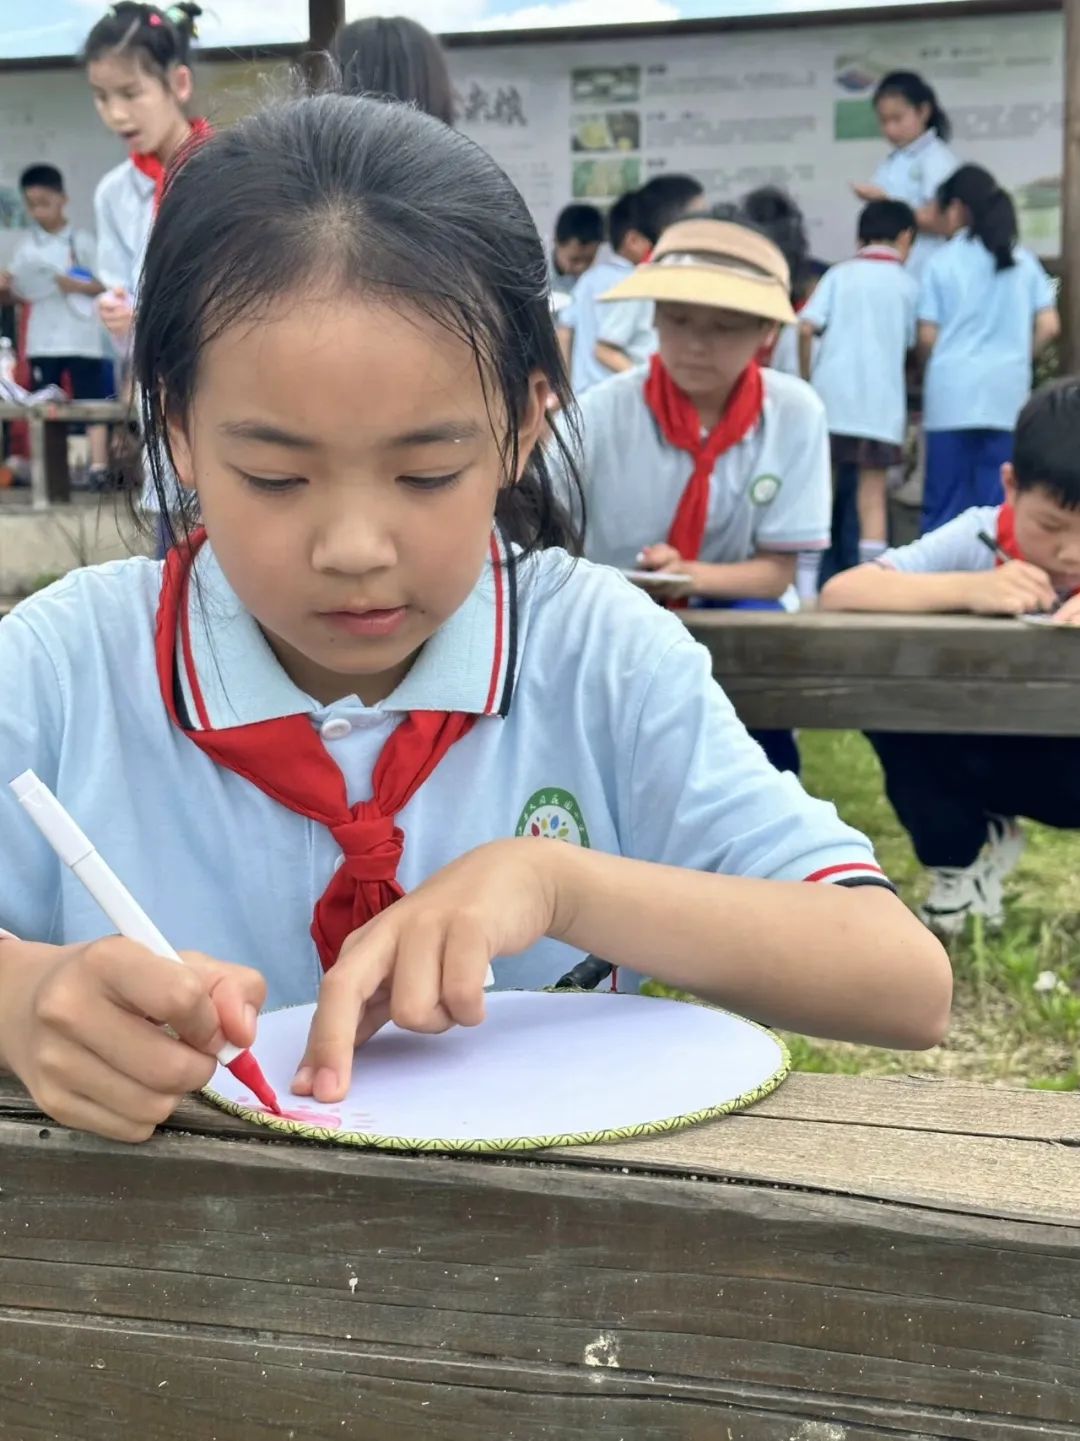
[856,245,904,264]
[175,529,520,730]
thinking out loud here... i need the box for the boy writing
[799,200,918,567]
[820,379,1080,933]
[2,165,109,480]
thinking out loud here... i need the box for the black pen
[554,954,614,990]
[976,529,1011,565]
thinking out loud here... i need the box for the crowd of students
[0,2,1071,1143]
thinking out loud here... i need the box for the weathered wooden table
[685,609,1080,734]
[0,400,129,510]
[1,1070,1077,1439]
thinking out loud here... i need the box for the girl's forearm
[546,846,951,1050]
[693,555,796,600]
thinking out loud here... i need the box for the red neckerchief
[643,354,764,562]
[996,502,1080,599]
[857,246,903,264]
[996,502,1022,561]
[155,529,476,971]
[131,117,213,214]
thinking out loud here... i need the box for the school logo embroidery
[750,473,782,506]
[516,788,591,847]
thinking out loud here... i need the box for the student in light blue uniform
[553,218,832,776]
[559,190,655,395]
[547,203,604,300]
[0,97,949,1145]
[919,165,1060,533]
[800,199,919,567]
[821,380,1080,935]
[6,164,111,482]
[854,71,958,281]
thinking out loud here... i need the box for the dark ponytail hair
[938,164,1018,271]
[133,94,582,556]
[873,70,951,142]
[84,3,200,75]
[332,16,455,126]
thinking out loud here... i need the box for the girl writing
[853,70,958,279]
[919,164,1059,531]
[0,97,950,1143]
[85,2,206,345]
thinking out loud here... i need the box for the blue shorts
[923,429,1011,533]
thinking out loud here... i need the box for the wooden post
[308,0,345,53]
[1063,0,1080,372]
[304,0,345,85]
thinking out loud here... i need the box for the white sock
[795,551,820,602]
[859,539,887,565]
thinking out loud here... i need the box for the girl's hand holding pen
[293,840,559,1105]
[0,935,266,1142]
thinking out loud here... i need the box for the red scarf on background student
[155,530,476,971]
[643,353,764,561]
[131,117,214,213]
[995,502,1079,599]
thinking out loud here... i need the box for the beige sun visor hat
[600,219,796,326]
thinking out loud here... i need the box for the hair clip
[149,12,163,23]
[165,4,198,35]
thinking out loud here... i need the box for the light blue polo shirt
[872,131,958,280]
[94,157,156,298]
[919,232,1057,432]
[801,249,918,446]
[0,539,887,1008]
[878,505,999,573]
[556,366,831,571]
[562,252,656,395]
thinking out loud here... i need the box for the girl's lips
[318,607,408,638]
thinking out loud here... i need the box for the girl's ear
[166,411,197,494]
[170,63,194,109]
[514,371,553,481]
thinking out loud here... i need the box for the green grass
[795,731,1080,1089]
[645,731,1080,1089]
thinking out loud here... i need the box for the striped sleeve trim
[758,538,831,553]
[804,862,895,893]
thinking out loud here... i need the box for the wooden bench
[685,609,1080,735]
[0,400,130,510]
[1,1069,1077,1438]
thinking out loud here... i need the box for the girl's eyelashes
[401,472,462,492]
[237,471,307,494]
[235,471,464,494]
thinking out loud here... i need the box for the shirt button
[320,717,352,741]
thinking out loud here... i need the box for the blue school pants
[692,596,800,775]
[866,731,1080,868]
[923,429,1011,534]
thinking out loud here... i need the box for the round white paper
[204,991,789,1152]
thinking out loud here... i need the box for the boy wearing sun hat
[561,218,831,613]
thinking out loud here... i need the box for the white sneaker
[920,855,1004,936]
[984,815,1026,882]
